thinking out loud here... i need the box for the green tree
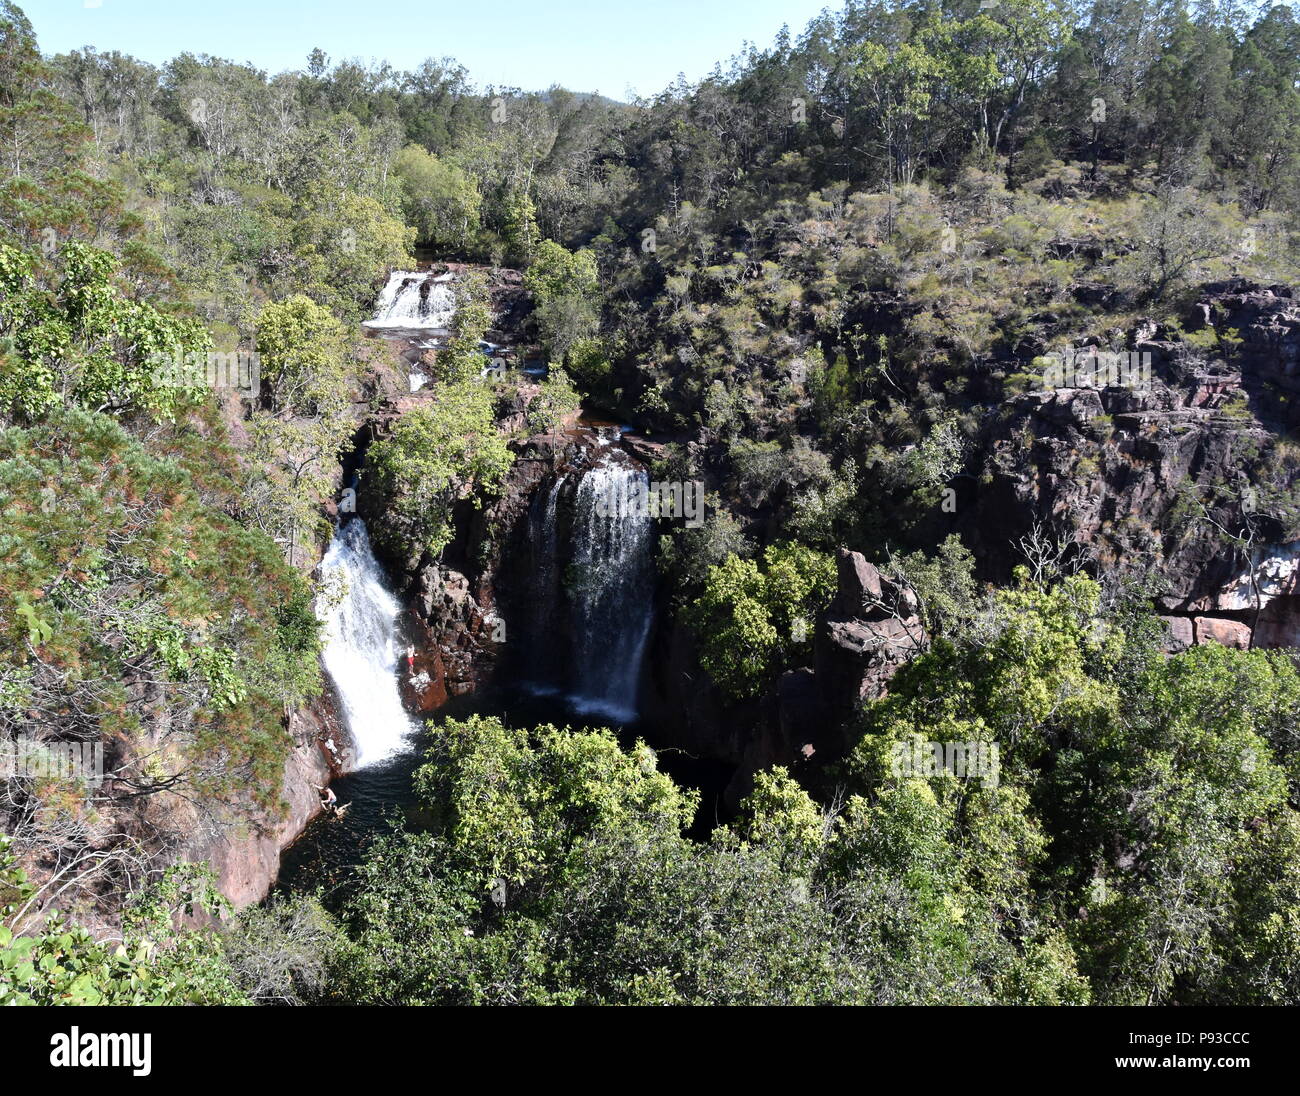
[525,367,581,435]
[432,269,492,384]
[688,542,835,699]
[246,294,364,566]
[289,183,415,320]
[392,144,482,254]
[0,3,137,250]
[323,716,1084,1005]
[0,409,321,821]
[500,187,538,264]
[1122,186,1233,301]
[523,238,602,374]
[364,380,513,557]
[0,240,211,421]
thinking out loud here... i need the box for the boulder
[1159,615,1195,652]
[1194,616,1253,649]
[815,550,927,732]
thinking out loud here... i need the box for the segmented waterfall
[564,456,655,722]
[519,449,655,721]
[365,270,455,329]
[316,520,415,766]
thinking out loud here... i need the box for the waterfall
[567,458,655,722]
[316,520,415,767]
[365,270,455,330]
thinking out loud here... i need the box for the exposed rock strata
[965,280,1300,650]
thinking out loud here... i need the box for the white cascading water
[316,520,415,766]
[568,458,655,722]
[365,270,455,330]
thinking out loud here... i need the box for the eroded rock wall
[965,281,1300,650]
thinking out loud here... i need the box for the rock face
[424,261,531,344]
[966,280,1300,651]
[167,686,345,910]
[196,715,336,909]
[1188,279,1300,428]
[410,428,590,703]
[815,550,927,739]
[1193,616,1253,649]
[408,562,499,701]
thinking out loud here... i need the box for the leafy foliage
[364,380,513,557]
[0,836,246,1005]
[244,294,368,565]
[846,573,1300,1006]
[687,542,835,699]
[0,409,320,809]
[0,240,211,421]
[316,714,1087,1005]
[393,144,481,254]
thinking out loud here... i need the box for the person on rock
[316,784,350,820]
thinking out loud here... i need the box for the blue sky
[23,0,840,99]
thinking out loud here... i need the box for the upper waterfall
[316,519,416,767]
[364,270,456,330]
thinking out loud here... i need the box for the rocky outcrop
[406,561,501,702]
[195,705,338,909]
[1185,279,1300,428]
[815,550,926,738]
[164,686,346,911]
[968,281,1300,651]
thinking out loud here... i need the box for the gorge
[280,279,675,887]
[7,0,1300,1011]
[279,262,1300,896]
